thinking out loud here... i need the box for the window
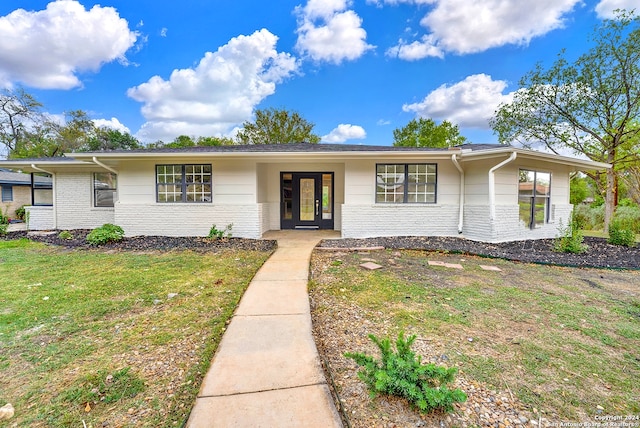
[94,173,117,207]
[1,185,13,202]
[519,169,551,229]
[156,164,212,203]
[376,164,437,203]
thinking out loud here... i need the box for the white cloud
[403,74,513,128]
[0,0,137,89]
[386,35,443,60]
[295,0,374,64]
[160,28,168,37]
[385,0,581,59]
[595,0,638,18]
[93,117,131,134]
[322,124,366,142]
[127,29,299,142]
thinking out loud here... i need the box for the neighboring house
[0,168,53,219]
[0,143,609,242]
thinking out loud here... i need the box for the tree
[491,11,640,231]
[84,128,141,151]
[0,88,44,157]
[235,108,320,145]
[393,118,467,148]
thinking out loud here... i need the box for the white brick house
[0,143,609,243]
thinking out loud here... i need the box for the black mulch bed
[318,236,640,270]
[3,230,639,269]
[2,229,277,253]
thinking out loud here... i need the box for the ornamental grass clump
[608,220,636,247]
[86,224,124,245]
[345,332,466,414]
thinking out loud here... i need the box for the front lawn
[0,239,272,427]
[310,249,640,427]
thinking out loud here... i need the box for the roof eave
[460,147,611,170]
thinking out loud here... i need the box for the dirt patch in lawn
[310,248,640,428]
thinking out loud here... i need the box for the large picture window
[376,163,437,203]
[156,164,212,203]
[94,172,117,207]
[519,169,551,229]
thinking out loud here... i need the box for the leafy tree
[491,11,640,231]
[235,108,320,145]
[393,118,467,148]
[570,174,589,205]
[84,128,141,151]
[165,135,196,148]
[0,88,44,156]
[196,136,235,146]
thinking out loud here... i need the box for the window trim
[375,163,437,204]
[518,168,551,229]
[93,172,117,208]
[156,164,213,203]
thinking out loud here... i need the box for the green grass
[310,250,640,421]
[0,239,272,427]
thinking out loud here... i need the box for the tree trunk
[603,166,616,234]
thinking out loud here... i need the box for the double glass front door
[281,172,334,230]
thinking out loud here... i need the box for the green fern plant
[345,332,466,413]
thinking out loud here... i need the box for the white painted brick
[25,206,54,230]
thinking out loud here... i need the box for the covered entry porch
[256,162,345,234]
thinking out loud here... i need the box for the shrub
[554,218,587,254]
[58,230,73,240]
[345,332,467,414]
[208,223,233,239]
[608,220,636,247]
[86,224,125,245]
[612,205,640,234]
[0,223,7,236]
[14,205,27,221]
[0,210,8,225]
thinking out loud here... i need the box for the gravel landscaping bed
[318,236,639,269]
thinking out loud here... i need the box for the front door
[281,172,334,230]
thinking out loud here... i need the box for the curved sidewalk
[186,231,343,428]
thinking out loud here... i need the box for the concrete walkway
[186,231,343,428]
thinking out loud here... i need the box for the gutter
[451,154,464,233]
[30,164,57,230]
[488,152,517,221]
[92,157,118,174]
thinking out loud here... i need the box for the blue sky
[0,0,636,146]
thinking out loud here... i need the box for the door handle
[315,200,319,216]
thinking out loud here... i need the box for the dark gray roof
[74,142,507,155]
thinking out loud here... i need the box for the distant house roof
[0,168,53,187]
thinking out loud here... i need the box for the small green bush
[14,205,27,221]
[612,205,640,234]
[608,220,636,247]
[58,230,73,240]
[345,332,466,414]
[86,224,124,245]
[0,210,8,225]
[554,218,587,254]
[0,223,7,236]
[208,223,233,239]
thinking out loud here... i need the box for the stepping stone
[360,262,383,270]
[428,260,446,266]
[480,265,502,272]
[444,263,464,269]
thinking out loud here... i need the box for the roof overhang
[0,145,611,172]
[459,147,610,171]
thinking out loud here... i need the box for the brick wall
[55,173,115,229]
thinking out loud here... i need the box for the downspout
[92,157,118,174]
[488,152,517,221]
[31,164,57,230]
[451,154,464,233]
